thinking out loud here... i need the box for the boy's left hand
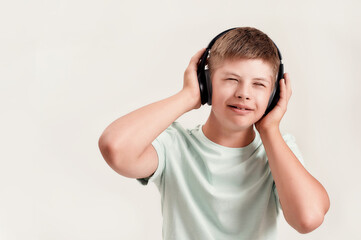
[255,73,292,132]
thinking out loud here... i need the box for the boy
[98,27,330,239]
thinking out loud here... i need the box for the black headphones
[196,27,284,117]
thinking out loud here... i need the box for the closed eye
[227,78,238,81]
[254,83,265,87]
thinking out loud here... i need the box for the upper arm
[106,144,159,179]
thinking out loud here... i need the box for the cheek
[255,89,272,107]
[212,82,230,101]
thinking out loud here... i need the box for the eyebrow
[223,72,271,83]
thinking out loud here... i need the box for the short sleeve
[282,133,306,167]
[273,133,306,211]
[136,122,178,186]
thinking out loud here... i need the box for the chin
[227,121,254,132]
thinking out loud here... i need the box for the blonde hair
[207,27,281,84]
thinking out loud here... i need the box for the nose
[235,83,251,100]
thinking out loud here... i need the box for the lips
[228,104,254,111]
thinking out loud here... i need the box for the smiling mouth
[228,105,253,111]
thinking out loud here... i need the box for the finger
[280,78,287,99]
[276,78,290,113]
[284,73,292,101]
[189,48,207,69]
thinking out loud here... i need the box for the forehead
[215,58,274,83]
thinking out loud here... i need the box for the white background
[1,0,360,239]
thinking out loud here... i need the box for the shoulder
[161,122,187,137]
[280,131,306,166]
[168,121,186,132]
[156,121,198,143]
[165,121,200,136]
[281,132,297,143]
[280,131,301,151]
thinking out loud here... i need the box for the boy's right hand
[182,48,207,110]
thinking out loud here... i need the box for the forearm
[259,127,330,233]
[99,90,195,163]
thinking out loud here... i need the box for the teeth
[230,105,248,110]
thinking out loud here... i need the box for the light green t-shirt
[137,122,305,240]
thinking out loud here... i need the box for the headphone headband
[205,27,282,62]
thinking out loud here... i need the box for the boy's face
[210,58,274,131]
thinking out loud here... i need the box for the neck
[202,112,255,148]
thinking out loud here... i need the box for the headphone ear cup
[197,65,207,105]
[204,69,212,105]
[264,63,283,116]
[197,49,211,105]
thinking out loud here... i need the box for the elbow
[296,213,325,234]
[98,133,122,166]
[293,191,330,234]
[298,192,331,234]
[98,134,139,177]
